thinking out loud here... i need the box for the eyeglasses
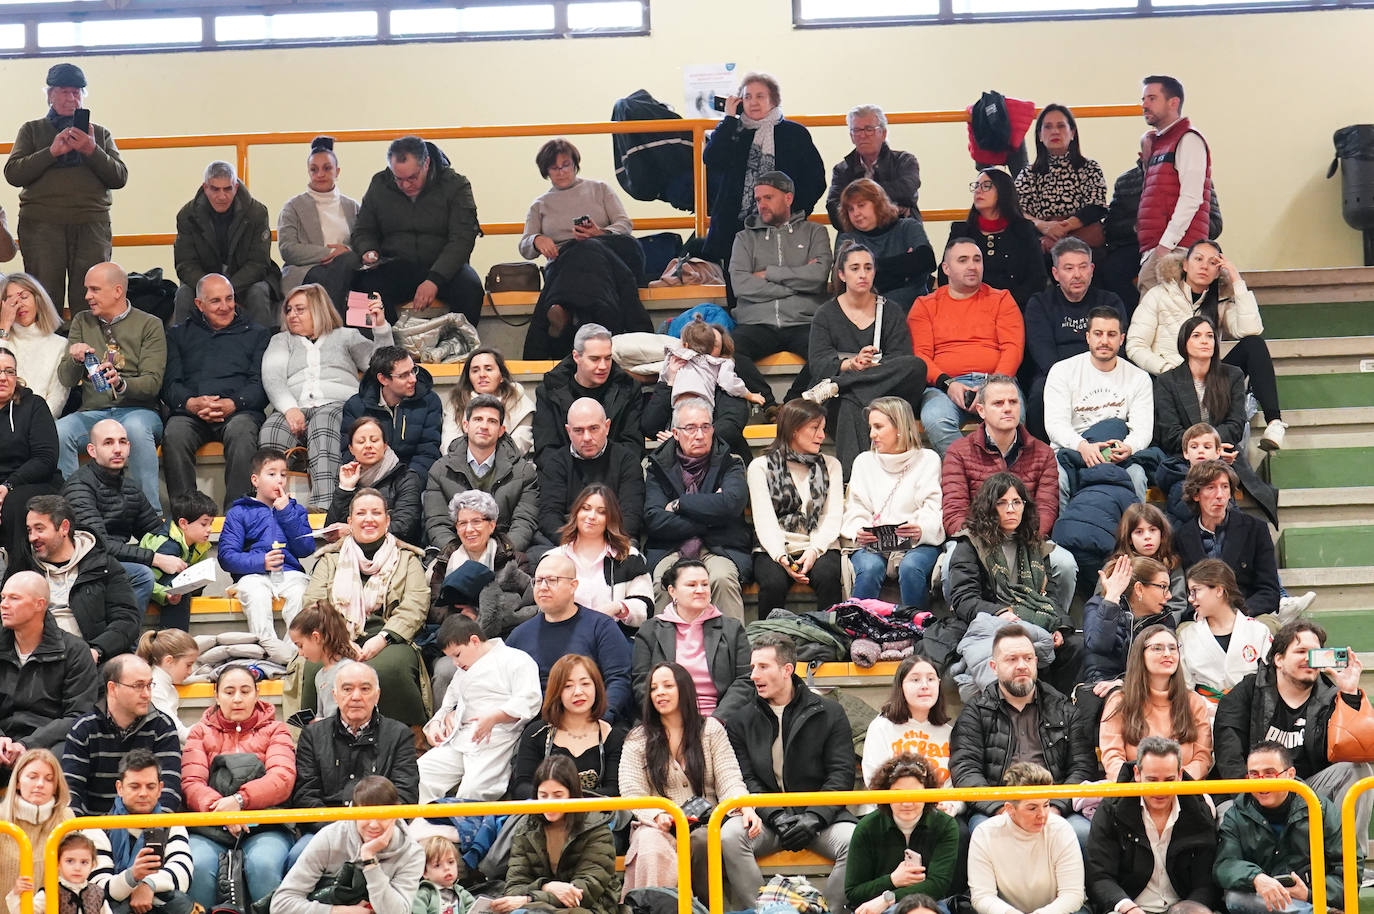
[970,181,995,192]
[533,575,574,588]
[675,423,714,436]
[1145,644,1180,655]
[995,499,1024,510]
[115,680,153,693]
[389,367,417,380]
[548,162,576,173]
[1138,580,1171,592]
[0,368,16,378]
[1186,586,1213,598]
[455,519,492,530]
[849,126,882,137]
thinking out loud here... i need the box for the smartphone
[1308,647,1349,670]
[904,849,922,868]
[573,215,593,228]
[142,826,168,859]
[73,108,90,132]
[1277,875,1298,888]
[345,291,375,328]
[962,388,977,410]
[712,95,727,113]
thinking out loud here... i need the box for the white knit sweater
[968,812,1085,914]
[0,322,69,416]
[839,448,945,547]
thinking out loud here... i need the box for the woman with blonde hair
[835,179,934,307]
[260,282,393,511]
[0,748,73,902]
[0,272,67,416]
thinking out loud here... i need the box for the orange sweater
[907,283,1024,383]
[1099,687,1214,782]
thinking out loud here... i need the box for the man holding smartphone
[91,748,195,914]
[5,63,128,314]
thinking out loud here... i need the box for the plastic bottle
[84,352,110,393]
[269,541,285,586]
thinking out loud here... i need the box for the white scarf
[447,536,498,574]
[738,106,783,218]
[330,534,403,638]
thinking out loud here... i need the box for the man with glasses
[506,553,632,724]
[62,654,182,815]
[341,344,444,480]
[352,134,484,324]
[536,397,645,550]
[825,104,922,228]
[643,396,750,619]
[0,571,99,773]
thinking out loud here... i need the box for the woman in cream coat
[278,136,361,314]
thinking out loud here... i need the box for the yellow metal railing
[706,780,1331,914]
[0,104,1142,247]
[44,796,691,914]
[0,820,34,914]
[1340,775,1374,913]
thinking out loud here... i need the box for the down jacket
[291,708,419,831]
[163,307,271,420]
[505,809,621,914]
[1051,461,1140,591]
[531,353,644,464]
[949,679,1096,818]
[1080,595,1175,686]
[324,460,423,546]
[1126,252,1264,376]
[341,365,444,480]
[423,435,539,552]
[62,462,162,565]
[942,424,1059,539]
[217,495,316,579]
[181,700,297,812]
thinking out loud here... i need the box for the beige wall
[0,1,1369,282]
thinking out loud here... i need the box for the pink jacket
[182,700,297,812]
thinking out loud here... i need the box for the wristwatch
[359,856,379,868]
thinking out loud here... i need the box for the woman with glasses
[1099,624,1213,781]
[1177,558,1272,704]
[511,654,626,801]
[429,489,533,638]
[1014,105,1108,253]
[549,483,653,634]
[834,179,933,307]
[519,138,647,358]
[942,168,1047,307]
[0,348,61,564]
[1081,554,1176,691]
[0,272,68,416]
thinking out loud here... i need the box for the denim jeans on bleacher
[919,373,1026,458]
[188,829,291,909]
[850,544,942,608]
[121,561,155,616]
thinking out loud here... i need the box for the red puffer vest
[1137,117,1212,253]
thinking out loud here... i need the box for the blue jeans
[919,374,1025,458]
[120,561,155,613]
[188,830,292,909]
[285,832,314,871]
[849,544,942,608]
[57,407,164,512]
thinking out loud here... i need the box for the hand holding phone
[345,291,378,328]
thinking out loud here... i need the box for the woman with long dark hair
[1015,105,1108,253]
[618,662,759,899]
[551,483,653,631]
[834,179,934,307]
[1099,624,1212,781]
[1128,239,1287,450]
[1177,558,1272,704]
[441,346,535,454]
[942,168,1046,307]
[862,656,958,815]
[511,654,625,800]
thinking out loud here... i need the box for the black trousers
[353,259,484,325]
[753,548,844,616]
[1224,334,1281,423]
[303,250,364,316]
[731,323,813,406]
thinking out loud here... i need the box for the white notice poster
[683,63,739,120]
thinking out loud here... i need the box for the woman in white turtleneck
[0,748,74,904]
[0,273,69,417]
[277,136,361,314]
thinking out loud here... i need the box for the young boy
[217,448,316,664]
[412,835,475,914]
[1158,423,1226,529]
[138,490,219,630]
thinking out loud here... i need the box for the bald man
[536,396,645,548]
[0,570,100,768]
[55,262,167,511]
[505,554,633,724]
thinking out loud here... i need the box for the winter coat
[835,218,934,306]
[182,700,296,811]
[1084,766,1220,914]
[1080,596,1175,685]
[826,143,922,227]
[325,462,423,546]
[1051,462,1140,588]
[531,353,644,465]
[428,535,533,638]
[424,435,539,552]
[163,307,271,420]
[0,385,60,489]
[62,462,162,565]
[138,522,213,605]
[610,89,695,212]
[942,219,1048,307]
[948,536,1065,632]
[1127,254,1264,376]
[631,612,753,718]
[722,675,856,826]
[640,379,752,463]
[727,210,832,329]
[0,614,99,749]
[1174,506,1281,616]
[949,612,1056,701]
[505,809,622,914]
[291,708,419,830]
[643,437,751,575]
[5,116,126,223]
[1214,662,1364,781]
[277,190,361,291]
[949,679,1095,817]
[304,537,429,642]
[217,495,315,579]
[1214,793,1347,908]
[55,306,166,413]
[352,142,481,286]
[173,180,282,295]
[942,424,1059,538]
[1153,361,1247,453]
[341,366,444,480]
[274,818,424,914]
[62,703,182,815]
[539,442,645,542]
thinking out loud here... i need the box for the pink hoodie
[658,602,723,714]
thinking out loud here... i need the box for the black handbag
[191,753,269,847]
[212,840,251,914]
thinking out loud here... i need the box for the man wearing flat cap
[4,63,127,314]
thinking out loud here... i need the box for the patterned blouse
[1015,154,1108,225]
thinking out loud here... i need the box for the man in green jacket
[4,63,127,313]
[352,135,484,325]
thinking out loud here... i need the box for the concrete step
[1275,372,1374,411]
[1278,524,1374,569]
[1278,486,1374,528]
[1284,565,1374,613]
[1261,335,1374,376]
[1245,267,1374,307]
[1266,447,1373,490]
[1250,406,1374,450]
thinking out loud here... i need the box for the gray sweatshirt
[727,210,832,328]
[273,819,425,914]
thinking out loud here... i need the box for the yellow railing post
[706,779,1329,914]
[0,821,35,914]
[1340,775,1374,913]
[692,123,708,238]
[44,797,690,914]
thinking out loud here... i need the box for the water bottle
[84,352,110,393]
[269,541,285,586]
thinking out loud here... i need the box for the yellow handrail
[0,820,34,914]
[0,104,1143,247]
[705,779,1330,914]
[1340,775,1374,913]
[44,796,691,914]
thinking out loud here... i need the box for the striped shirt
[61,706,183,815]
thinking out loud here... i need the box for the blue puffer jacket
[1051,462,1140,593]
[217,496,316,579]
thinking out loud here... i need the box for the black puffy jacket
[163,307,271,420]
[949,680,1096,817]
[325,459,422,546]
[291,708,419,831]
[341,365,444,480]
[0,614,100,749]
[531,354,643,466]
[1080,597,1175,685]
[62,461,163,565]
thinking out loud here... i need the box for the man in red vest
[1136,75,1212,292]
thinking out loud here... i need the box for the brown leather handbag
[483,261,541,293]
[1327,690,1374,762]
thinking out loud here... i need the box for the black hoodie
[0,384,60,488]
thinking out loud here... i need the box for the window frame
[793,0,1372,28]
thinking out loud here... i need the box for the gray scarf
[738,106,783,218]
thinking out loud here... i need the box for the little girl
[664,314,765,409]
[136,629,200,743]
[287,601,359,720]
[1105,503,1186,616]
[413,836,476,914]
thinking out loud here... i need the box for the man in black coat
[1084,736,1219,914]
[537,397,644,547]
[720,633,855,913]
[824,104,922,227]
[1173,460,1281,616]
[643,397,750,619]
[531,323,642,465]
[341,345,444,480]
[950,624,1097,844]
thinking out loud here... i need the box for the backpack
[747,608,850,663]
[638,232,684,281]
[970,91,1013,153]
[127,267,177,326]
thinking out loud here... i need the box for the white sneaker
[802,378,839,404]
[1259,418,1288,451]
[1278,590,1317,621]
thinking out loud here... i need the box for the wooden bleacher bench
[485,284,727,317]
